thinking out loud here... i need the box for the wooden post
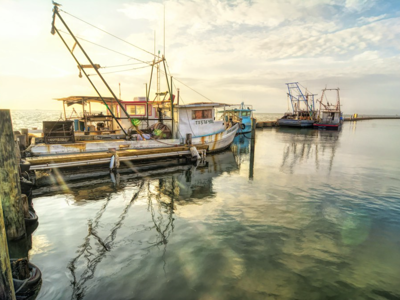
[249,118,256,180]
[186,133,192,146]
[0,200,16,300]
[0,110,26,241]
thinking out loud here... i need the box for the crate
[43,121,75,144]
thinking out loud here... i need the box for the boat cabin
[56,95,174,134]
[218,102,254,123]
[319,110,342,124]
[175,103,231,138]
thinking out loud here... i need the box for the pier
[256,116,400,128]
[344,116,400,121]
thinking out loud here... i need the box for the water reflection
[68,181,144,300]
[39,151,240,299]
[278,128,341,173]
[30,122,400,300]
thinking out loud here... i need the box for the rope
[88,64,151,76]
[101,62,152,69]
[15,278,29,294]
[60,9,158,59]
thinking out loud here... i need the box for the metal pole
[170,75,174,137]
[145,83,149,128]
[63,100,67,120]
[249,118,256,180]
[162,57,173,135]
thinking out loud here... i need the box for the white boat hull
[28,124,239,156]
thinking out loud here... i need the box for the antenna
[163,4,165,57]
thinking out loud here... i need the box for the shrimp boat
[314,88,343,130]
[23,5,239,169]
[218,102,255,134]
[277,82,317,127]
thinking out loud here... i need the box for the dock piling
[0,110,26,241]
[249,118,256,180]
[0,199,17,300]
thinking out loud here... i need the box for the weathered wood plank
[26,144,209,165]
[0,182,16,300]
[0,109,26,241]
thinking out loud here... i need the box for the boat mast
[51,5,142,137]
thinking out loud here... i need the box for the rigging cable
[60,9,159,59]
[88,65,151,76]
[164,59,215,103]
[58,29,153,65]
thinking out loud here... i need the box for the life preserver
[240,123,246,130]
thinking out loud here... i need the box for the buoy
[189,146,201,160]
[109,155,115,171]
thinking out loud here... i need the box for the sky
[0,0,399,114]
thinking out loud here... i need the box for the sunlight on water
[14,115,400,300]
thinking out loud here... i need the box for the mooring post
[186,133,192,146]
[0,110,26,241]
[249,118,256,180]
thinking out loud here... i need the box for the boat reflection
[158,150,239,202]
[50,149,239,299]
[278,128,341,173]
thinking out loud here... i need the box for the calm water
[10,110,400,300]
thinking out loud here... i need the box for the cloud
[357,14,387,24]
[1,0,399,114]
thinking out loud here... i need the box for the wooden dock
[26,145,209,170]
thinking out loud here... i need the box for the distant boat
[314,88,343,130]
[277,82,317,128]
[218,102,255,134]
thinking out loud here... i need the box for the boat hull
[313,121,343,130]
[27,123,239,156]
[277,119,314,127]
[237,124,252,134]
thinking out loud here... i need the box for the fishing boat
[22,5,240,168]
[314,88,343,130]
[218,102,254,134]
[277,82,317,127]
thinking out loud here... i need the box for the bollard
[186,133,192,146]
[189,146,201,160]
[0,110,26,241]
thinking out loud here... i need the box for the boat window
[128,105,145,116]
[192,109,213,119]
[241,111,251,117]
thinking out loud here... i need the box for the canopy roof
[54,96,118,106]
[175,102,230,108]
[55,96,172,106]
